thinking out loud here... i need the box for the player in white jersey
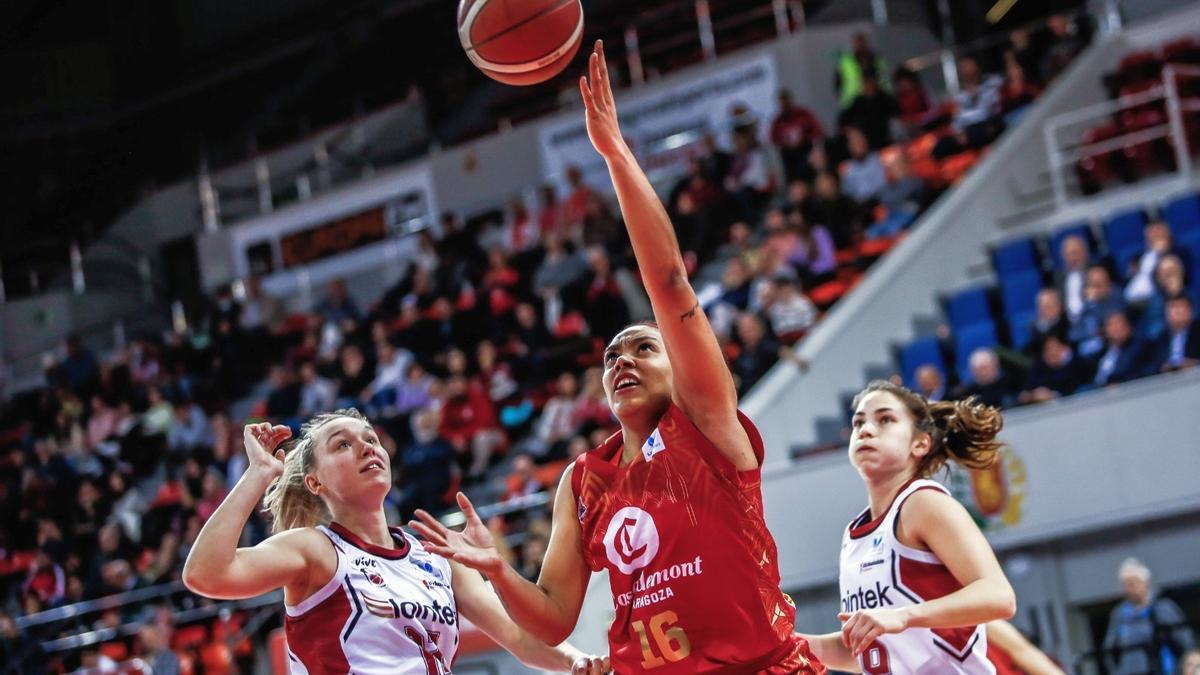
[183,409,609,674]
[799,381,1016,674]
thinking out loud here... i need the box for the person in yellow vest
[835,32,890,109]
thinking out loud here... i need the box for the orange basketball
[457,0,584,86]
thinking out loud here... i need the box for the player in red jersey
[183,410,608,674]
[986,620,1065,675]
[409,41,824,674]
[799,381,1016,673]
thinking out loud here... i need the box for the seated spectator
[563,165,595,235]
[533,233,588,300]
[1007,27,1041,86]
[760,270,817,344]
[1087,311,1156,387]
[1124,219,1181,305]
[581,192,620,249]
[914,364,946,401]
[999,53,1041,125]
[334,344,373,405]
[935,57,1004,158]
[475,340,518,404]
[1019,335,1088,404]
[732,313,779,394]
[527,372,582,460]
[1141,254,1192,340]
[86,395,120,450]
[840,127,888,204]
[167,399,211,453]
[786,211,837,287]
[839,73,898,150]
[360,341,414,409]
[1057,234,1090,324]
[953,348,1013,408]
[504,454,546,502]
[397,409,455,518]
[1027,287,1071,356]
[697,133,734,185]
[394,362,437,415]
[537,184,564,240]
[143,385,174,435]
[1157,294,1200,372]
[809,171,864,249]
[439,374,505,481]
[725,127,777,220]
[504,196,539,252]
[297,360,337,416]
[1040,14,1089,83]
[867,153,929,239]
[1102,557,1196,675]
[770,89,824,183]
[581,246,632,340]
[697,220,759,285]
[1073,264,1125,357]
[571,367,613,431]
[314,278,361,326]
[892,66,935,138]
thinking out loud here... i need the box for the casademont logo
[602,506,660,574]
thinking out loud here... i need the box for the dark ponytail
[852,381,1004,478]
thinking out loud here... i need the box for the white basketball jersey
[839,479,994,675]
[284,523,458,674]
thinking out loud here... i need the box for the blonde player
[800,381,1016,673]
[183,410,608,674]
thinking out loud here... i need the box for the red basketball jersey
[572,404,823,674]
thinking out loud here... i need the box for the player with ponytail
[800,381,1016,674]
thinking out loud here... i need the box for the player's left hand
[579,40,627,160]
[837,608,910,657]
[570,654,611,674]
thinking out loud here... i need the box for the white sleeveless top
[839,479,995,674]
[283,523,458,674]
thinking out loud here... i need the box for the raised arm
[410,467,592,645]
[838,490,1016,656]
[182,423,331,599]
[580,41,756,471]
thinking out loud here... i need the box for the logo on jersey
[354,557,387,588]
[360,591,457,626]
[640,429,666,462]
[841,581,894,613]
[409,556,447,585]
[602,506,660,574]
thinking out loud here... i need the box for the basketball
[457,0,584,86]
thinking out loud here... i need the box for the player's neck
[867,471,916,520]
[331,508,393,550]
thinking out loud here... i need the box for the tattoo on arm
[679,302,699,323]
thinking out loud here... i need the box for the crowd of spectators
[0,20,1093,672]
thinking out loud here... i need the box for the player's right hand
[243,422,291,481]
[410,492,505,575]
[571,654,611,674]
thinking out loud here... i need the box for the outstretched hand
[571,654,611,674]
[243,422,291,480]
[409,492,505,576]
[579,40,627,160]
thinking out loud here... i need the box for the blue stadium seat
[1102,208,1147,255]
[1048,221,1095,270]
[946,287,993,330]
[1007,311,1037,350]
[1162,192,1200,239]
[899,337,946,390]
[1111,245,1144,280]
[991,237,1041,275]
[954,321,1000,383]
[999,270,1042,318]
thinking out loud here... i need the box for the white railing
[1044,63,1200,206]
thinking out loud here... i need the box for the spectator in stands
[1088,311,1156,387]
[1141,254,1192,341]
[505,196,539,252]
[725,127,777,221]
[61,335,99,394]
[732,313,779,395]
[581,246,632,340]
[999,52,1041,126]
[519,534,549,582]
[264,365,301,419]
[137,620,181,675]
[238,275,284,336]
[167,399,211,453]
[1157,295,1200,372]
[1019,335,1087,404]
[334,344,373,405]
[398,409,454,518]
[697,133,733,185]
[785,209,837,287]
[1007,28,1041,86]
[835,32,889,109]
[581,192,621,249]
[936,57,1004,158]
[867,153,929,239]
[527,372,582,461]
[953,348,1012,408]
[1074,264,1125,357]
[505,454,545,502]
[361,340,414,409]
[1028,288,1071,356]
[533,233,588,301]
[914,364,946,402]
[1183,650,1200,675]
[297,360,337,417]
[839,73,898,150]
[315,278,361,326]
[1058,234,1091,324]
[571,367,613,432]
[439,373,504,480]
[563,165,594,234]
[1125,219,1179,305]
[394,362,437,416]
[475,340,518,404]
[840,127,888,204]
[770,89,824,183]
[760,270,816,345]
[537,184,564,240]
[891,66,934,139]
[809,171,863,249]
[1103,558,1196,675]
[1040,14,1089,83]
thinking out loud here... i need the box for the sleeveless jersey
[284,523,458,675]
[572,404,823,674]
[839,479,995,675]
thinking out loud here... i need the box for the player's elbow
[533,621,574,647]
[990,581,1017,620]
[182,555,225,598]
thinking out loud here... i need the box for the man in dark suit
[1019,335,1089,404]
[1025,287,1071,357]
[1089,310,1157,387]
[1157,294,1200,372]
